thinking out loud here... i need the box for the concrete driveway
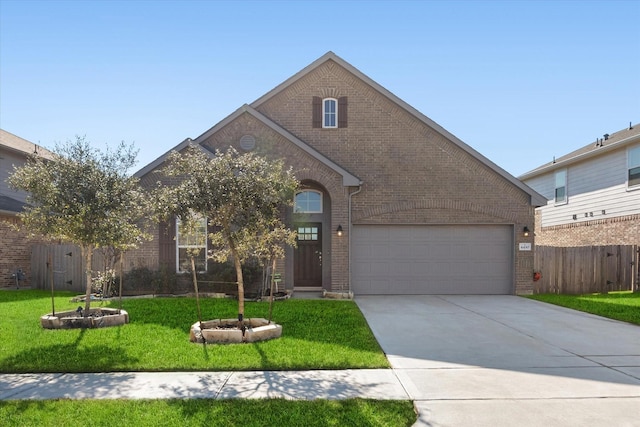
[356,295,640,427]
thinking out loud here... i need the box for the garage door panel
[352,225,513,295]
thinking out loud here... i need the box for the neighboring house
[520,123,640,246]
[132,52,545,295]
[0,129,54,288]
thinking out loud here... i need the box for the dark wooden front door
[294,223,322,287]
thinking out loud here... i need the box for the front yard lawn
[526,291,640,325]
[0,398,417,427]
[0,290,389,373]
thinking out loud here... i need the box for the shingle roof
[519,123,640,180]
[0,194,26,214]
[0,129,55,160]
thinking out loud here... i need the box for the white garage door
[352,225,513,295]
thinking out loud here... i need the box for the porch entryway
[293,223,323,288]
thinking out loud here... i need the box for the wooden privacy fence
[534,245,639,294]
[31,245,113,293]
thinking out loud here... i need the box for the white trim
[322,98,338,128]
[175,216,208,273]
[627,145,640,190]
[554,169,567,205]
[294,190,323,213]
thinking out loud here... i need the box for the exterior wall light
[337,225,343,237]
[523,226,530,237]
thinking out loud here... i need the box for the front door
[294,223,322,287]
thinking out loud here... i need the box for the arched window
[323,98,337,128]
[294,190,323,213]
[312,96,347,128]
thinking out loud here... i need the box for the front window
[628,146,640,188]
[176,216,207,272]
[554,169,567,204]
[294,190,323,213]
[323,98,337,128]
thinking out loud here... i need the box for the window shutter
[159,218,176,271]
[338,96,348,128]
[312,97,322,128]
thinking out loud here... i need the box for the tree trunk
[268,257,276,323]
[228,239,244,323]
[233,252,244,322]
[191,255,203,327]
[83,245,94,314]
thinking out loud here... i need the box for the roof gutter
[347,183,363,296]
[519,133,640,181]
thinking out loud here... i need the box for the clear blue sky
[1,0,638,177]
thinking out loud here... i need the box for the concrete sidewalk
[0,369,409,401]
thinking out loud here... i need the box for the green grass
[526,291,640,325]
[0,290,389,373]
[0,399,417,427]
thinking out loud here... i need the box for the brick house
[133,52,545,295]
[0,129,53,288]
[520,123,640,246]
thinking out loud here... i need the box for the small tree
[252,221,297,322]
[9,136,152,314]
[156,146,298,324]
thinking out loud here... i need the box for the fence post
[631,246,640,292]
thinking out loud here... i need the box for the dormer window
[312,96,347,128]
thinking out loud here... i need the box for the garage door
[352,225,513,295]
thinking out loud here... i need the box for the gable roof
[135,104,362,186]
[251,51,545,206]
[135,52,544,206]
[519,123,640,180]
[0,129,54,160]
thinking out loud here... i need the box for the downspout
[348,183,363,295]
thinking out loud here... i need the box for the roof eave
[196,105,362,186]
[251,51,543,206]
[519,133,640,181]
[134,103,363,187]
[133,137,195,178]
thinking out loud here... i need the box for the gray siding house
[520,123,640,246]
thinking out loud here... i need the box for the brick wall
[135,58,538,295]
[535,211,640,246]
[254,60,536,294]
[120,222,161,271]
[0,214,47,288]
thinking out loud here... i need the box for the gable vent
[239,135,256,151]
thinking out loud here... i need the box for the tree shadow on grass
[0,328,139,373]
[107,297,384,353]
[170,399,416,427]
[0,399,417,427]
